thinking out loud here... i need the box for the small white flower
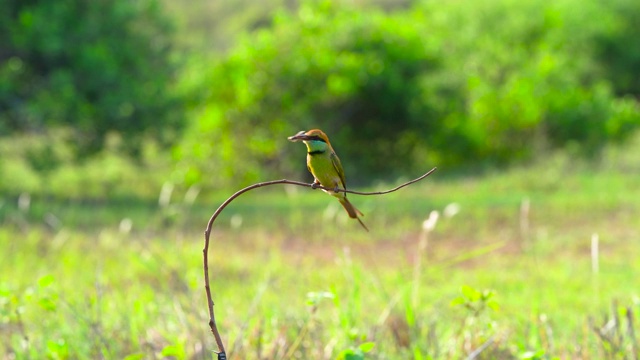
[422,210,440,231]
[230,214,243,229]
[119,218,133,233]
[443,203,460,218]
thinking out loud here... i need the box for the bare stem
[203,167,438,356]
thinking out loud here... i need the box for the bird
[288,129,368,231]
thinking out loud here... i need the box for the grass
[1,143,640,359]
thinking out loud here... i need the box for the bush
[0,0,183,156]
[178,3,442,186]
[593,0,640,97]
[418,0,640,160]
[177,0,640,187]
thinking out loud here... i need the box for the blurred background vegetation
[2,1,640,358]
[1,0,639,197]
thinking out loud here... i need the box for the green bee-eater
[288,129,368,231]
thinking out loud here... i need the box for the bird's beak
[287,130,309,142]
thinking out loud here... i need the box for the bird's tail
[339,197,369,232]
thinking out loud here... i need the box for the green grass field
[1,146,639,359]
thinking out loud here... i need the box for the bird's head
[287,129,330,144]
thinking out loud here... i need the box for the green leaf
[38,297,57,312]
[38,275,56,288]
[487,299,501,311]
[161,343,185,358]
[450,296,466,307]
[461,285,480,301]
[336,349,356,360]
[345,352,365,360]
[359,342,375,353]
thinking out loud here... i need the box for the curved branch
[320,167,438,195]
[203,167,437,357]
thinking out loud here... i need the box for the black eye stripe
[308,135,326,142]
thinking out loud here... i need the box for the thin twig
[465,335,495,360]
[203,167,438,357]
[627,307,638,360]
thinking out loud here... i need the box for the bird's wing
[330,151,347,190]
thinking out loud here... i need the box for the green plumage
[288,129,368,231]
[304,140,346,197]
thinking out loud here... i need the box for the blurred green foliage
[1,0,639,192]
[178,3,439,186]
[178,0,640,187]
[594,0,640,97]
[162,0,412,55]
[0,0,183,156]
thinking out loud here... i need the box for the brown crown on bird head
[287,129,332,145]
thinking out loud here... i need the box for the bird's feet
[311,181,320,189]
